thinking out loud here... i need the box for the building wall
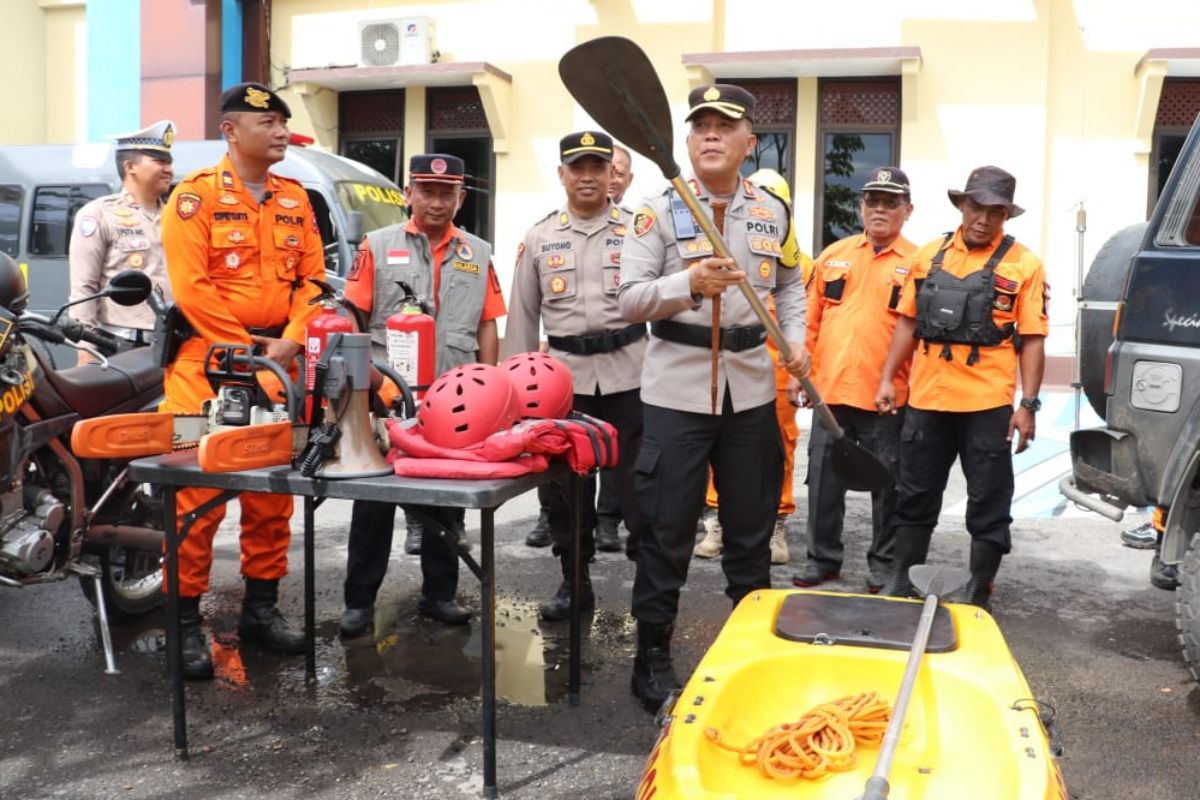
[42,1,88,144]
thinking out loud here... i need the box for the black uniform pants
[631,395,782,625]
[546,388,644,561]
[805,404,903,572]
[595,468,621,524]
[343,502,462,608]
[892,406,1014,553]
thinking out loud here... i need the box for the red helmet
[500,352,574,419]
[418,364,520,449]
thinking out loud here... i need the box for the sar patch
[993,293,1014,312]
[78,216,98,238]
[546,254,566,269]
[176,192,201,220]
[456,243,474,260]
[994,274,1018,292]
[633,209,656,238]
[453,260,480,273]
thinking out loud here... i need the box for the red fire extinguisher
[305,279,353,421]
[386,281,435,401]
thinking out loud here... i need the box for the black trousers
[343,502,462,608]
[631,395,782,625]
[595,468,621,524]
[893,406,1014,553]
[546,388,644,561]
[805,404,903,572]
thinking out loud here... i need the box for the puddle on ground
[118,595,637,712]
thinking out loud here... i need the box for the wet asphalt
[1,452,1198,800]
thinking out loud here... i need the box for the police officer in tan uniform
[69,120,176,358]
[502,131,646,622]
[618,85,810,711]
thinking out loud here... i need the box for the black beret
[559,130,613,163]
[685,84,755,122]
[409,154,465,184]
[220,82,292,118]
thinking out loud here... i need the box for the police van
[0,139,407,326]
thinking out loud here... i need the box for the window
[0,185,21,257]
[29,184,108,257]
[724,80,797,193]
[816,79,901,250]
[1149,79,1200,213]
[339,90,405,185]
[428,87,494,242]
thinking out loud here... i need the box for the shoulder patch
[78,216,99,238]
[347,247,367,281]
[175,192,202,220]
[514,241,526,270]
[633,208,656,238]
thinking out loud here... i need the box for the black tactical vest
[913,234,1016,365]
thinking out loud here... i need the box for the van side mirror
[344,211,364,249]
[106,270,153,306]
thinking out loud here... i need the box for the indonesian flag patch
[387,249,411,266]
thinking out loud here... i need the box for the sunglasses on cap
[862,195,908,210]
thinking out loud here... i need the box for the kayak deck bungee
[636,590,1067,800]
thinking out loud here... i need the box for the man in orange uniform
[161,83,324,679]
[875,166,1047,608]
[793,167,916,592]
[338,153,507,637]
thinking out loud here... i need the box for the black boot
[963,540,1003,609]
[238,578,306,654]
[179,595,213,680]
[881,528,932,599]
[539,557,595,622]
[525,506,552,548]
[404,515,423,556]
[631,621,680,713]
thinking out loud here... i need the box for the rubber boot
[179,595,214,681]
[631,621,680,713]
[881,528,932,599]
[539,556,595,622]
[962,539,1003,609]
[693,507,723,559]
[238,578,306,654]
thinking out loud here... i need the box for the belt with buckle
[650,319,767,353]
[547,323,647,355]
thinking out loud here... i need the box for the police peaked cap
[410,154,465,184]
[220,82,292,118]
[685,84,756,122]
[114,119,176,162]
[560,131,613,163]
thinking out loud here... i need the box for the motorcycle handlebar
[59,319,121,356]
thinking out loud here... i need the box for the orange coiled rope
[704,691,892,781]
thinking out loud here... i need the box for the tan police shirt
[502,202,644,395]
[68,190,171,330]
[618,177,805,414]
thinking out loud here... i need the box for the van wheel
[1080,223,1146,420]
[1174,530,1200,682]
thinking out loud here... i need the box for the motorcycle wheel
[1175,529,1200,682]
[78,544,163,621]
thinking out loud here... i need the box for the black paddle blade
[558,36,680,181]
[831,438,894,493]
[909,565,972,599]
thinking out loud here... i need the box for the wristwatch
[1019,397,1042,413]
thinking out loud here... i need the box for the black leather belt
[651,319,767,353]
[548,323,646,355]
[248,325,286,338]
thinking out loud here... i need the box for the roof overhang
[681,46,922,80]
[1133,49,1200,154]
[1136,48,1200,79]
[287,62,514,153]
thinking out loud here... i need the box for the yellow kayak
[636,590,1067,800]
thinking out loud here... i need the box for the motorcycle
[1,269,165,670]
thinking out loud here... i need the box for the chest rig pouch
[914,233,1016,365]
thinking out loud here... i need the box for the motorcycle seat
[40,349,164,420]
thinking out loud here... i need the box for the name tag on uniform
[387,250,410,266]
[453,260,479,273]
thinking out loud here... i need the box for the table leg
[480,508,498,799]
[569,473,582,706]
[304,496,316,683]
[163,488,188,761]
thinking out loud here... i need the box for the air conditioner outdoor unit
[358,17,436,67]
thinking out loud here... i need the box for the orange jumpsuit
[161,154,324,596]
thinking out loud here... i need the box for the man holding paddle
[875,166,1047,609]
[618,84,810,711]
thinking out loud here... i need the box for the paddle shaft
[859,593,940,800]
[667,177,847,439]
